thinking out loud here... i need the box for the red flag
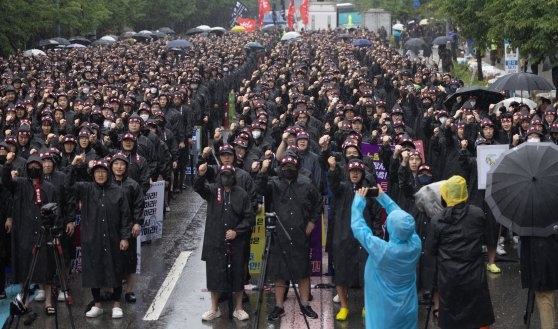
[287,0,295,29]
[258,0,271,27]
[300,0,309,25]
[236,18,257,32]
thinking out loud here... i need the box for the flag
[236,18,257,32]
[230,1,249,27]
[287,0,295,29]
[300,0,309,25]
[258,0,272,27]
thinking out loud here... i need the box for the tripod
[251,212,310,329]
[2,223,76,329]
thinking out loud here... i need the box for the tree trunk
[476,51,484,81]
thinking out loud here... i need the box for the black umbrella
[51,37,70,45]
[485,142,558,237]
[443,86,505,111]
[185,27,205,35]
[68,36,91,46]
[158,27,175,35]
[489,72,555,92]
[131,32,153,42]
[432,36,452,45]
[91,39,113,46]
[38,39,59,48]
[165,39,192,49]
[404,38,428,53]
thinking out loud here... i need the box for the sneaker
[57,291,66,302]
[34,289,46,302]
[496,244,507,256]
[513,236,520,244]
[498,236,505,245]
[201,309,221,321]
[86,306,104,318]
[112,307,123,319]
[335,307,349,321]
[481,245,487,253]
[233,309,249,321]
[487,263,501,274]
[164,205,171,212]
[333,294,340,303]
[300,305,318,319]
[362,308,366,318]
[268,306,285,321]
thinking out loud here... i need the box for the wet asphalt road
[0,185,551,329]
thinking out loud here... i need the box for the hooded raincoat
[351,192,421,329]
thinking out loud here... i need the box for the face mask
[190,84,198,90]
[0,155,6,165]
[251,130,262,139]
[220,174,234,187]
[82,88,90,94]
[345,155,360,162]
[103,121,112,129]
[422,102,432,108]
[281,168,298,180]
[527,137,540,143]
[417,175,433,185]
[140,114,149,121]
[470,101,476,107]
[27,167,42,179]
[150,88,158,94]
[439,117,448,126]
[223,67,229,72]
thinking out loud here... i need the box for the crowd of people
[0,23,557,326]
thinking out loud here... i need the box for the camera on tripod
[40,203,58,229]
[265,212,277,230]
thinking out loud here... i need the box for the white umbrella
[281,31,301,41]
[393,23,404,30]
[196,25,211,31]
[66,43,87,48]
[100,35,117,42]
[496,97,537,110]
[23,49,47,57]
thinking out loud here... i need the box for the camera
[265,212,277,229]
[366,187,379,198]
[40,203,58,228]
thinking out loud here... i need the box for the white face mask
[251,130,262,139]
[470,101,476,107]
[190,84,198,90]
[527,137,540,143]
[103,121,112,129]
[82,88,90,94]
[139,114,149,121]
[439,117,448,126]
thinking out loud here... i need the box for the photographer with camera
[351,185,421,329]
[2,152,60,315]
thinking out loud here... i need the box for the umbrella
[261,24,277,32]
[165,39,192,49]
[486,142,558,237]
[404,38,428,54]
[209,27,226,35]
[245,42,264,50]
[432,36,452,45]
[132,32,153,42]
[489,72,555,92]
[38,39,59,47]
[65,43,86,49]
[335,33,352,40]
[158,27,175,35]
[91,39,113,46]
[100,35,117,42]
[120,31,136,39]
[496,97,537,110]
[443,86,505,112]
[393,23,404,30]
[23,49,46,57]
[68,36,91,46]
[51,37,70,45]
[230,26,246,33]
[186,27,205,35]
[281,31,301,41]
[352,39,372,47]
[196,25,211,31]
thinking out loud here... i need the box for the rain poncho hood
[440,175,468,207]
[351,192,421,329]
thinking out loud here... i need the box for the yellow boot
[362,308,365,318]
[336,307,349,321]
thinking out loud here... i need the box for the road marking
[143,251,192,321]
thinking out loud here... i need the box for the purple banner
[310,215,322,276]
[361,143,389,191]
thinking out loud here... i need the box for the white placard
[477,144,509,189]
[140,180,165,242]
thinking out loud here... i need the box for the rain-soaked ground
[0,185,549,329]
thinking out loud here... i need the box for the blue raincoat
[351,193,421,329]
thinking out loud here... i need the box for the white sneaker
[481,245,488,253]
[202,308,221,321]
[57,291,66,302]
[498,236,505,245]
[112,307,123,319]
[86,306,104,318]
[496,244,507,256]
[333,294,340,303]
[233,309,249,321]
[34,289,46,302]
[513,236,520,244]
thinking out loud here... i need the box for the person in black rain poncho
[194,163,254,321]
